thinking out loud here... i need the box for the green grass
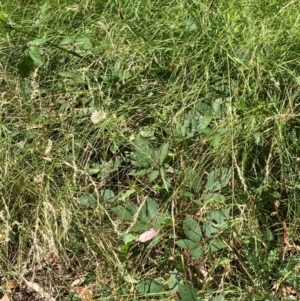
[1,0,300,300]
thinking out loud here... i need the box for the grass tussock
[1,0,300,300]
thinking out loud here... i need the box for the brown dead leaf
[70,276,85,287]
[2,279,18,293]
[23,279,55,301]
[282,221,289,245]
[73,286,93,301]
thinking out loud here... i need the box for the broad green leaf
[79,194,97,208]
[178,284,198,301]
[123,233,136,245]
[34,2,48,25]
[124,274,138,284]
[175,239,198,250]
[87,163,101,175]
[136,279,165,294]
[159,143,169,165]
[211,133,221,147]
[198,115,212,130]
[195,102,212,115]
[212,98,223,117]
[209,239,226,252]
[139,126,155,138]
[131,138,154,167]
[130,220,150,233]
[100,189,115,202]
[121,70,132,81]
[193,199,201,205]
[204,208,231,237]
[212,294,225,301]
[190,247,204,259]
[111,203,137,220]
[155,212,172,229]
[145,197,159,219]
[59,36,76,45]
[185,17,197,31]
[264,228,274,241]
[168,270,182,291]
[183,216,202,243]
[129,168,152,176]
[148,170,159,181]
[28,38,47,46]
[203,193,225,202]
[29,46,42,64]
[205,167,232,192]
[76,36,93,50]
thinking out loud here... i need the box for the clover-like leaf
[183,215,202,243]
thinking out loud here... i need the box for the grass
[1,0,300,300]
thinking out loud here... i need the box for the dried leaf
[70,276,85,287]
[2,279,18,293]
[282,222,289,245]
[23,279,55,301]
[73,287,93,301]
[138,228,159,243]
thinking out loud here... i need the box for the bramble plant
[1,0,300,300]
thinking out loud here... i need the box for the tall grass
[1,0,300,300]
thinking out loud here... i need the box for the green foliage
[1,0,300,300]
[136,278,166,294]
[176,210,230,259]
[178,284,198,301]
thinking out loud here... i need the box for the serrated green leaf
[168,270,182,291]
[195,102,212,115]
[204,208,231,237]
[139,127,155,138]
[28,38,47,46]
[209,239,226,252]
[178,284,198,301]
[59,36,76,45]
[175,239,198,250]
[129,168,153,176]
[111,203,137,220]
[100,189,115,202]
[205,167,232,192]
[124,274,138,284]
[145,197,159,219]
[198,115,212,130]
[123,233,136,245]
[183,216,202,243]
[130,220,150,233]
[87,163,101,175]
[148,170,159,181]
[79,194,97,208]
[159,143,169,165]
[211,133,221,147]
[190,247,203,259]
[76,36,93,50]
[203,193,225,202]
[136,279,165,294]
[29,46,42,64]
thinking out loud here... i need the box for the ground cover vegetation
[1,0,300,300]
